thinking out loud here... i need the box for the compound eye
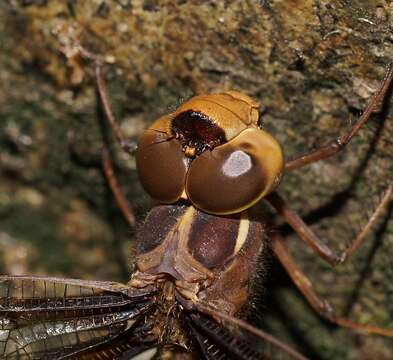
[185,128,284,215]
[136,130,188,203]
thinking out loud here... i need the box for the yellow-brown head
[136,91,284,215]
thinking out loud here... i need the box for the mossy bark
[1,1,392,359]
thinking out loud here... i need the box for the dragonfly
[1,45,393,359]
[0,204,306,359]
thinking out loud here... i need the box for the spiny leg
[76,47,137,154]
[271,231,393,337]
[102,147,136,227]
[285,63,393,171]
[77,51,137,225]
[266,185,393,265]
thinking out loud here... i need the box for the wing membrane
[0,276,156,359]
[189,313,269,360]
[189,313,306,360]
[0,275,151,307]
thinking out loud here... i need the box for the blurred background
[0,1,392,359]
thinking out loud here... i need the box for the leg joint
[318,300,336,321]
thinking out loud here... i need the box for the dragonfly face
[136,91,284,215]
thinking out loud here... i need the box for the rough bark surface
[0,1,392,359]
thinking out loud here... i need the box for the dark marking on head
[172,110,226,155]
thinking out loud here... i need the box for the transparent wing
[0,276,156,359]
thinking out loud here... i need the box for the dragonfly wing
[188,313,306,360]
[0,276,156,359]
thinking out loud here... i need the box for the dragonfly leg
[102,147,136,226]
[266,185,393,266]
[271,231,393,337]
[94,61,137,155]
[285,63,393,171]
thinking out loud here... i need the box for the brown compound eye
[136,128,189,204]
[185,128,284,215]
